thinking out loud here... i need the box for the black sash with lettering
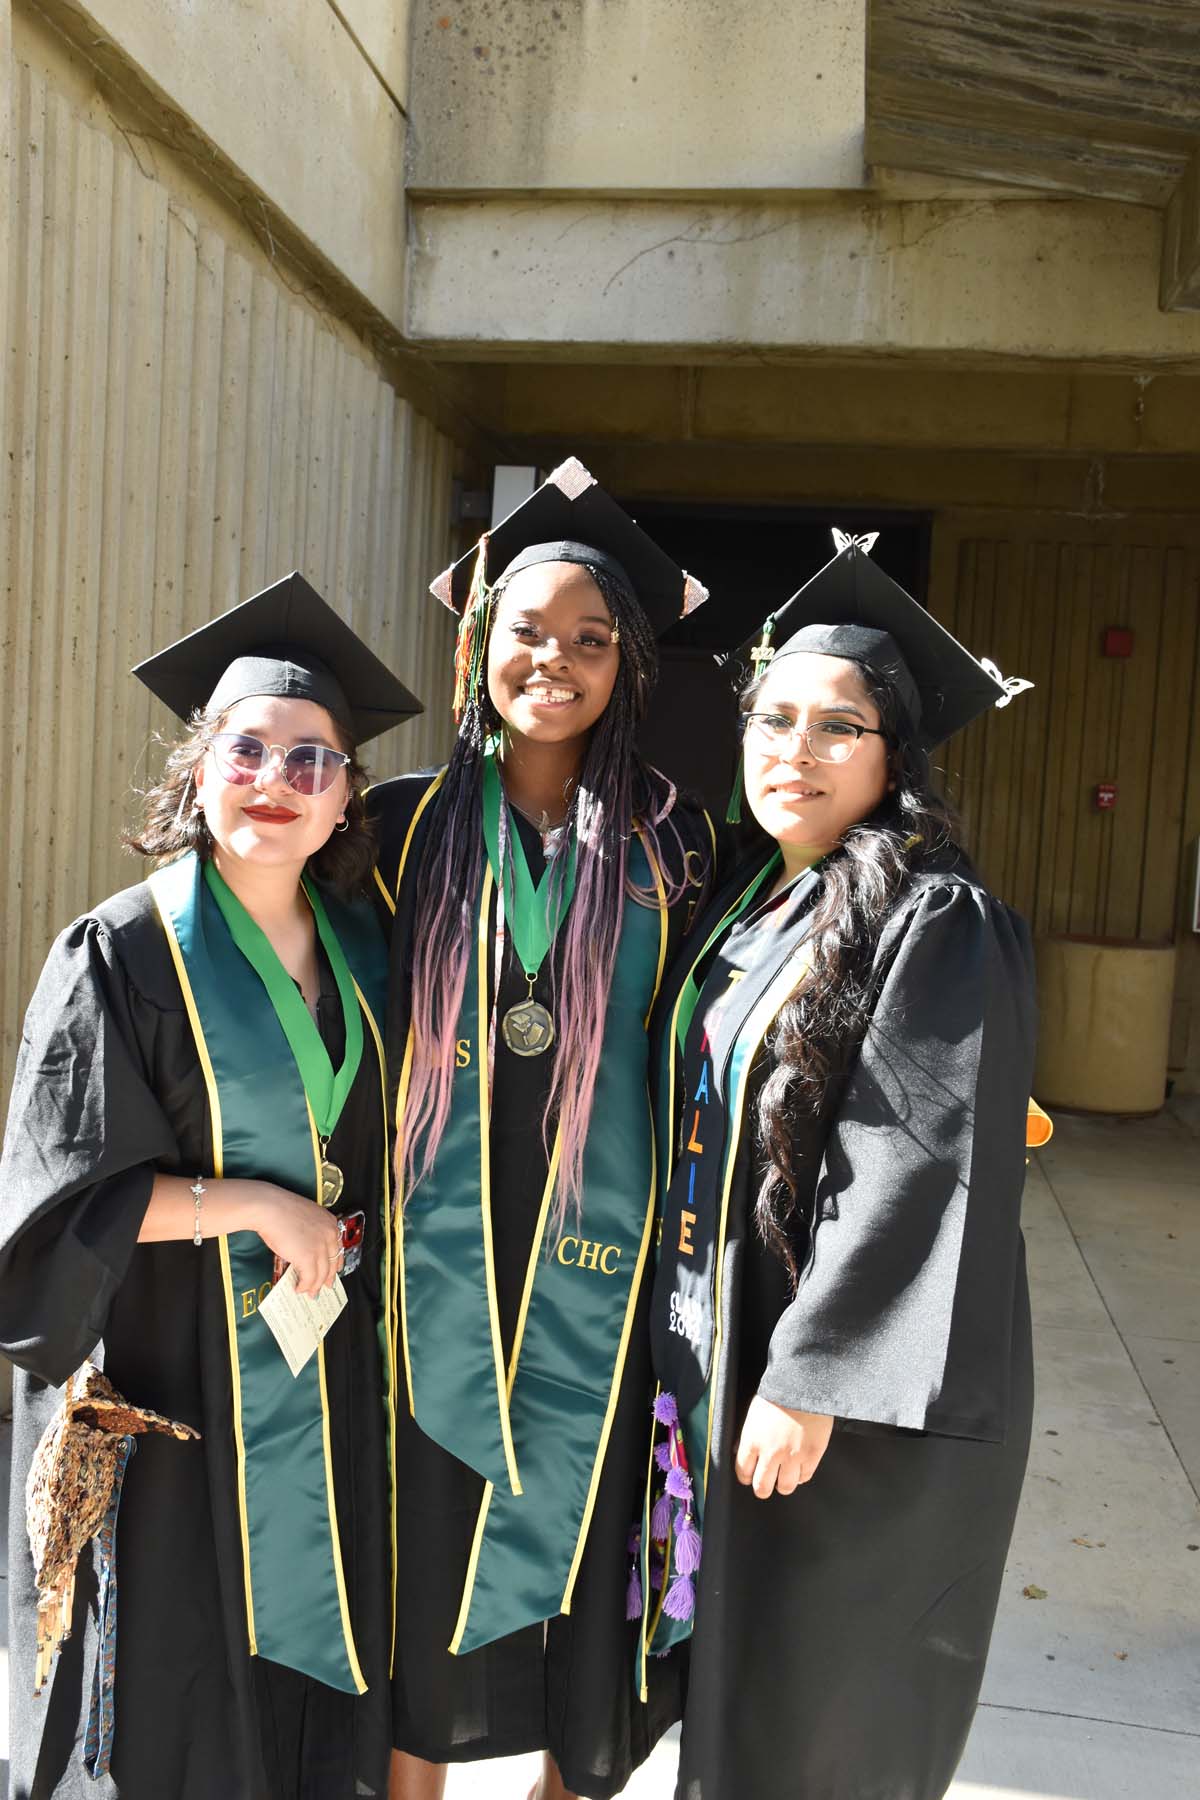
[650,866,823,1413]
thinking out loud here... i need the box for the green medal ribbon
[149,852,390,1695]
[480,749,578,983]
[204,861,364,1159]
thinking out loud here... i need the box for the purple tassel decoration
[653,1392,679,1428]
[674,1510,702,1576]
[650,1490,673,1542]
[625,1525,644,1619]
[665,1465,693,1503]
[654,1443,672,1473]
[663,1573,696,1621]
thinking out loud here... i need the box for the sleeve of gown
[0,916,179,1385]
[756,882,1037,1443]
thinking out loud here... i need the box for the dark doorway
[631,499,932,818]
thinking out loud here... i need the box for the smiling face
[742,652,892,853]
[193,694,351,878]
[485,561,621,747]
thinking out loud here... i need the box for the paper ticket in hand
[258,1267,347,1377]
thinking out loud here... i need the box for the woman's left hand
[735,1397,834,1498]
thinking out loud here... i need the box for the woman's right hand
[248,1184,342,1297]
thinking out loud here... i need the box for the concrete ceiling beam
[408,195,1200,365]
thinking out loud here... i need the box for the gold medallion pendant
[501,998,555,1057]
[319,1159,345,1208]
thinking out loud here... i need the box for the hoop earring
[334,817,349,832]
[172,772,196,833]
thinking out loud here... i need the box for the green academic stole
[396,834,669,1655]
[148,851,392,1694]
[637,857,822,1694]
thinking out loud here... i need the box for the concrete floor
[2,1110,1197,1799]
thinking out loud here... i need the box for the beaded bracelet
[190,1176,206,1247]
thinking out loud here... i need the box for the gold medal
[501,997,555,1057]
[319,1143,345,1208]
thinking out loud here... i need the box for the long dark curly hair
[125,707,376,896]
[745,654,962,1283]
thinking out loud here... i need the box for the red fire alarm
[1095,782,1117,811]
[1103,628,1134,658]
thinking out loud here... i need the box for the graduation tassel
[725,753,744,825]
[452,533,492,721]
[729,615,777,823]
[673,1508,702,1576]
[663,1572,696,1622]
[650,1489,673,1542]
[625,1526,644,1621]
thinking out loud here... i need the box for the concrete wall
[0,19,462,1116]
[407,0,865,195]
[33,0,412,336]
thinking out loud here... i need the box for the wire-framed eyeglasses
[742,713,889,765]
[208,733,351,796]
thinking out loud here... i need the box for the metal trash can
[1034,935,1176,1116]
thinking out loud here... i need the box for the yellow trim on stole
[701,807,717,869]
[448,1484,496,1655]
[149,888,256,1659]
[702,950,813,1496]
[373,767,448,912]
[393,771,447,899]
[561,836,670,1611]
[372,865,396,916]
[301,1069,365,1692]
[475,865,523,1499]
[354,984,400,1679]
[388,771,449,1419]
[316,1330,368,1694]
[393,1025,417,1416]
[640,831,669,1028]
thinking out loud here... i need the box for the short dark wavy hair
[125,707,377,896]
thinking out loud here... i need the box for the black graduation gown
[0,879,393,1800]
[651,852,1037,1800]
[369,772,713,1799]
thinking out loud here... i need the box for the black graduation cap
[728,531,1030,747]
[429,457,708,640]
[132,572,423,745]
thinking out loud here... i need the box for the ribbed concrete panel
[1,61,458,1102]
